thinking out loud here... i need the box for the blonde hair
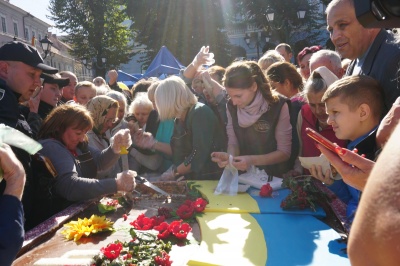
[147,81,160,103]
[128,92,153,115]
[258,50,285,71]
[155,76,198,121]
[75,81,96,96]
[93,76,106,86]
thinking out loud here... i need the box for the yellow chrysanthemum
[61,214,114,242]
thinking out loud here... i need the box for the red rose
[154,251,172,266]
[176,204,195,220]
[100,242,123,260]
[259,183,273,197]
[130,213,155,230]
[192,198,207,213]
[170,221,192,240]
[123,214,128,221]
[154,222,171,239]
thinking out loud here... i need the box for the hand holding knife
[120,147,169,196]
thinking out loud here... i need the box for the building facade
[0,0,91,81]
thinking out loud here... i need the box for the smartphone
[305,127,338,153]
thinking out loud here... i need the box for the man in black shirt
[0,41,58,230]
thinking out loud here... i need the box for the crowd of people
[1,0,400,264]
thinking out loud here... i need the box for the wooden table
[14,182,200,265]
[13,180,349,266]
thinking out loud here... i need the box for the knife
[135,176,170,196]
[120,147,134,201]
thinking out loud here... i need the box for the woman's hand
[160,166,176,181]
[200,71,224,105]
[231,156,251,171]
[192,46,214,69]
[135,131,157,150]
[211,152,230,168]
[309,164,333,185]
[111,129,132,154]
[116,170,137,192]
[317,143,374,191]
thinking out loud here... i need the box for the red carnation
[260,183,273,197]
[130,213,155,230]
[169,220,192,240]
[192,198,207,213]
[100,242,123,260]
[176,204,195,220]
[154,222,171,239]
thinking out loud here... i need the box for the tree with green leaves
[48,0,135,77]
[231,0,327,57]
[126,0,235,69]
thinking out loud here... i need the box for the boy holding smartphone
[312,75,384,220]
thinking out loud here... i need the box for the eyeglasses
[105,117,118,124]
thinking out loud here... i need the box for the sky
[10,0,64,34]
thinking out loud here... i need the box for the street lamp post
[244,32,269,59]
[39,35,53,59]
[266,7,306,44]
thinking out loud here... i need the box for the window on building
[1,17,6,33]
[13,22,18,37]
[24,27,29,40]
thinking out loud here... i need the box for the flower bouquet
[90,197,207,265]
[280,176,331,211]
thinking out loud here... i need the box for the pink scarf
[237,91,269,128]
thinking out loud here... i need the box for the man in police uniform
[0,41,58,230]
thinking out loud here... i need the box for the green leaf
[97,203,116,214]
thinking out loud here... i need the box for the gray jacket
[38,139,119,201]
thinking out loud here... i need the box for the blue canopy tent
[144,46,185,78]
[117,70,142,87]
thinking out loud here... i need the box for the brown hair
[132,79,153,98]
[207,65,226,84]
[38,104,93,141]
[322,75,384,119]
[266,61,304,91]
[223,61,278,103]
